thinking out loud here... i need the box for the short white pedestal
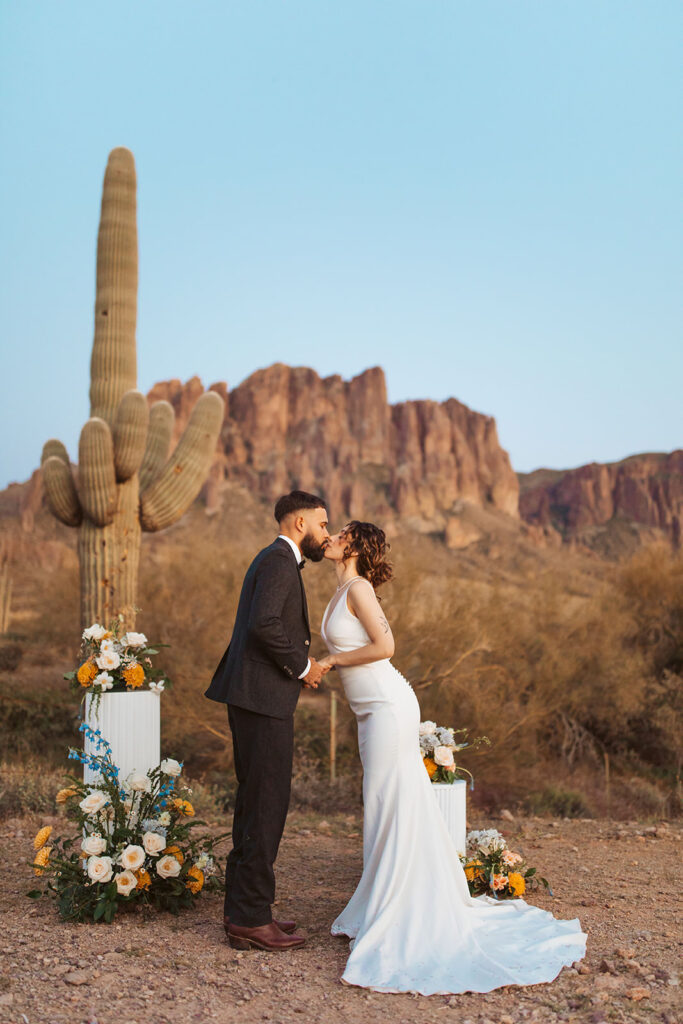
[84,691,161,786]
[432,780,467,857]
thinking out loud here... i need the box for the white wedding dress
[321,577,587,995]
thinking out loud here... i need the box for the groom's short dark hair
[274,490,327,523]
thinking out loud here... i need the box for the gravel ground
[1,811,681,1024]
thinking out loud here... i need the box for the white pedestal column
[432,780,467,857]
[83,691,161,786]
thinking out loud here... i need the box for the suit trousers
[224,703,294,926]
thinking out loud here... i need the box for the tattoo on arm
[380,616,390,634]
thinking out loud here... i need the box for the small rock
[616,947,636,959]
[577,964,591,975]
[65,969,92,986]
[500,809,515,822]
[655,968,670,982]
[625,986,650,1001]
[599,959,616,974]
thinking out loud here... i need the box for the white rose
[434,745,455,768]
[82,623,107,641]
[115,869,138,896]
[160,758,182,777]
[158,811,171,827]
[93,671,114,690]
[79,790,109,815]
[119,844,145,871]
[156,854,182,879]
[122,631,147,648]
[419,721,437,736]
[128,773,152,793]
[96,649,121,670]
[87,855,113,884]
[142,831,166,857]
[81,832,107,856]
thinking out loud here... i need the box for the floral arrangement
[64,619,169,701]
[459,828,551,900]
[419,720,490,785]
[27,724,228,922]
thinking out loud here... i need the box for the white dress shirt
[277,535,311,680]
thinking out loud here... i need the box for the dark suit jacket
[204,538,311,719]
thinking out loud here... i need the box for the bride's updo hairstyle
[343,521,393,590]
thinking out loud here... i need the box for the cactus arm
[138,400,175,491]
[41,439,71,466]
[42,455,83,527]
[89,147,138,425]
[140,391,224,532]
[78,418,117,527]
[112,389,149,481]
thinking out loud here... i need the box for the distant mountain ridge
[518,451,682,549]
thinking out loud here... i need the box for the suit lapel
[275,538,310,634]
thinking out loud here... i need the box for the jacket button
[304,640,310,646]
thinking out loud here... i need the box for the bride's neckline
[336,575,361,591]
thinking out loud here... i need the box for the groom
[205,490,330,951]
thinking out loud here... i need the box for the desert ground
[2,810,680,1024]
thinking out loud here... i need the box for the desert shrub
[524,785,592,818]
[0,760,64,819]
[0,641,23,671]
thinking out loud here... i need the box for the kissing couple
[205,490,587,995]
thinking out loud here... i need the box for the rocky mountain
[518,451,683,550]
[147,364,520,541]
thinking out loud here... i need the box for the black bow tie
[298,560,306,570]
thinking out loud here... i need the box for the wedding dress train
[321,578,587,995]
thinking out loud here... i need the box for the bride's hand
[317,655,336,673]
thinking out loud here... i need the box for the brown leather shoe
[227,921,305,951]
[224,915,297,935]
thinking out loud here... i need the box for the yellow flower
[135,868,152,890]
[508,871,526,896]
[33,825,52,850]
[164,844,185,865]
[56,787,77,804]
[33,846,51,875]
[464,859,484,882]
[123,664,145,689]
[186,865,204,894]
[172,798,195,817]
[423,757,438,779]
[77,660,98,686]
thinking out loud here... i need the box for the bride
[317,520,587,995]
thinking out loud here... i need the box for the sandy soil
[1,811,681,1024]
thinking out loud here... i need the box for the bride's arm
[320,581,395,669]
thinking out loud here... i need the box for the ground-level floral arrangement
[27,724,228,922]
[64,619,169,700]
[459,828,551,900]
[419,719,490,785]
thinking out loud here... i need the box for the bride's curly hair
[342,521,393,590]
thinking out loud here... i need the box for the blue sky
[1,0,681,489]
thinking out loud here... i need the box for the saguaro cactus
[41,148,223,630]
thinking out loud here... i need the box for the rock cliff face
[146,364,519,532]
[519,451,683,546]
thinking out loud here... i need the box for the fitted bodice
[321,578,374,654]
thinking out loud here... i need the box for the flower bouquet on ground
[27,724,229,922]
[459,828,551,900]
[64,619,170,704]
[419,720,490,786]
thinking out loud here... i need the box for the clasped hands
[302,654,337,689]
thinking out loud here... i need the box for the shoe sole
[228,935,305,952]
[224,922,297,935]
